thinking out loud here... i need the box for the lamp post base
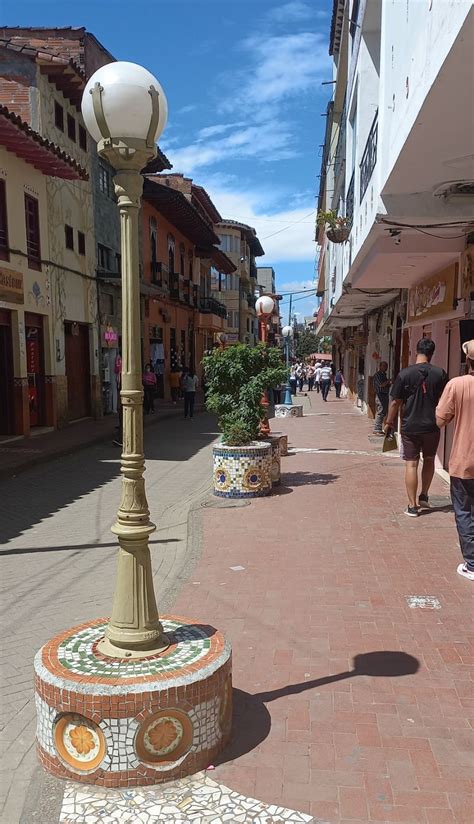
[274,403,303,418]
[34,616,232,787]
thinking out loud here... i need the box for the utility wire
[261,211,316,240]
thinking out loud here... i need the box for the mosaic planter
[34,616,232,787]
[271,432,288,456]
[274,404,303,418]
[265,435,281,486]
[213,441,272,498]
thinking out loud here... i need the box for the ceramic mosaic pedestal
[34,616,232,787]
[271,432,288,456]
[274,404,303,418]
[266,435,281,486]
[213,441,272,498]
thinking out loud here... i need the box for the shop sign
[104,325,118,347]
[407,264,457,323]
[0,267,24,304]
[224,332,239,343]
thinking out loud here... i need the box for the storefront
[405,262,469,475]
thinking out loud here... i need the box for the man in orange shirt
[436,340,474,581]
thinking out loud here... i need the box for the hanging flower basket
[326,225,350,243]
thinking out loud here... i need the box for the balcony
[150,261,168,287]
[199,296,227,319]
[359,111,378,203]
[333,96,346,184]
[346,172,355,229]
[196,295,227,332]
[169,272,180,301]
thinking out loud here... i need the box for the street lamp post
[82,62,169,657]
[281,324,293,405]
[255,295,275,437]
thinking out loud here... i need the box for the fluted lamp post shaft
[82,64,169,657]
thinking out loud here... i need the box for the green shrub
[203,343,287,446]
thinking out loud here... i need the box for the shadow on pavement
[283,472,339,487]
[0,537,181,556]
[218,651,419,764]
[0,413,217,544]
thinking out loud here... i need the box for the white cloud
[266,2,314,23]
[197,123,244,139]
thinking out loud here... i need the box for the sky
[1,0,334,319]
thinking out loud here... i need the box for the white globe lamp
[255,295,275,317]
[282,325,293,338]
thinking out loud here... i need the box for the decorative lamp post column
[281,324,293,405]
[82,62,169,657]
[255,295,275,438]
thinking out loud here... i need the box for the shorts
[401,430,440,461]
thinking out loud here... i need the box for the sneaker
[418,494,430,509]
[404,506,419,517]
[457,563,474,581]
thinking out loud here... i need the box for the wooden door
[25,313,45,427]
[65,322,91,420]
[0,309,14,434]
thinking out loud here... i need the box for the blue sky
[2,0,333,319]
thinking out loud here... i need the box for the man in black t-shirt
[385,338,448,517]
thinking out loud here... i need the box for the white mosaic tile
[60,773,319,823]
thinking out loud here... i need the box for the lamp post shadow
[218,650,420,764]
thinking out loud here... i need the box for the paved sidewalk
[0,398,203,480]
[172,393,473,823]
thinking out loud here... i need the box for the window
[99,163,111,197]
[65,224,74,251]
[168,234,175,273]
[97,243,110,271]
[78,124,87,151]
[218,233,240,254]
[100,292,114,316]
[115,253,121,275]
[67,113,76,142]
[78,231,85,256]
[24,195,41,270]
[54,101,64,131]
[0,180,8,261]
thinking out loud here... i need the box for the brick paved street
[1,395,473,823]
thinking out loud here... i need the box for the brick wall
[0,51,37,123]
[0,28,115,78]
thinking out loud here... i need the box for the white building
[317,0,474,473]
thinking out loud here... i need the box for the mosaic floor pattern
[60,773,320,823]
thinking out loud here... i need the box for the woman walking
[334,368,344,399]
[142,363,157,413]
[183,367,199,419]
[289,365,298,396]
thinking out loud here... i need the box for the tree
[295,329,331,359]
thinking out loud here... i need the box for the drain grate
[201,498,251,509]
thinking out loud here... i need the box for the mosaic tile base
[274,404,303,418]
[213,442,272,498]
[267,435,281,486]
[34,616,232,787]
[272,432,288,456]
[60,772,319,823]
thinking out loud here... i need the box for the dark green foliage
[203,344,287,445]
[295,330,331,359]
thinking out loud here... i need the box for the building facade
[317,0,474,472]
[215,220,264,345]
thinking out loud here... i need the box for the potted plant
[317,209,350,243]
[204,343,287,498]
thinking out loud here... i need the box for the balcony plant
[317,209,350,243]
[203,343,287,497]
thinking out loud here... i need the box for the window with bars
[78,125,87,151]
[65,224,74,250]
[97,243,111,271]
[24,195,41,270]
[99,163,111,197]
[54,101,64,131]
[0,180,8,261]
[67,113,76,142]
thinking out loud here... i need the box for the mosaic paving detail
[406,595,442,609]
[53,619,214,681]
[213,442,272,498]
[275,404,303,418]
[60,773,318,823]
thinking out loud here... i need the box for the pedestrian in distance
[385,338,448,517]
[320,362,333,401]
[169,368,181,404]
[183,367,199,419]
[334,368,344,398]
[307,364,315,391]
[289,365,298,396]
[435,339,474,581]
[297,364,306,393]
[373,360,391,435]
[142,363,157,414]
[314,361,322,393]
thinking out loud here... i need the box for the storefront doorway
[0,308,14,435]
[65,321,91,420]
